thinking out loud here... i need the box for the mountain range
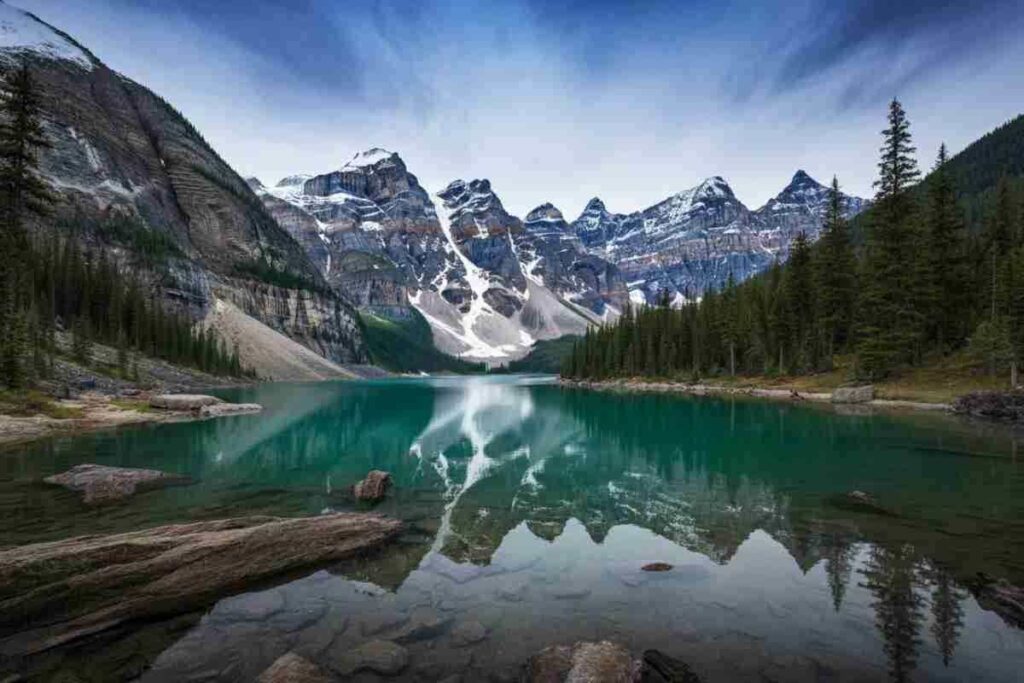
[251,154,867,364]
[2,2,868,372]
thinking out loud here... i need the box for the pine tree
[926,144,968,349]
[0,63,51,388]
[784,234,816,372]
[816,177,857,361]
[71,316,91,365]
[857,99,922,379]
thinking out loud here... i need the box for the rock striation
[0,4,368,378]
[570,171,868,304]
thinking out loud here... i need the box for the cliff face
[1,3,368,373]
[256,156,616,364]
[570,173,867,303]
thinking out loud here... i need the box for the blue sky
[19,0,1024,217]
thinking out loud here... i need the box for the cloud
[12,0,1024,217]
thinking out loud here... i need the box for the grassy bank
[566,352,1010,406]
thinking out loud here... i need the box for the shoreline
[558,378,952,413]
[0,391,259,449]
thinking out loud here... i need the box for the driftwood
[0,513,401,658]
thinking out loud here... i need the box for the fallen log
[0,513,402,658]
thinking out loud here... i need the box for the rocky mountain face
[515,203,627,315]
[256,157,628,364]
[571,171,867,303]
[1,2,367,378]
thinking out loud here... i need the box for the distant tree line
[564,101,1024,383]
[0,64,248,389]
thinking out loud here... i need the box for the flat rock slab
[831,385,874,404]
[199,402,263,418]
[257,652,330,683]
[43,463,192,504]
[149,394,224,410]
[0,513,402,658]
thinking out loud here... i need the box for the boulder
[641,649,703,682]
[43,463,192,504]
[353,470,392,502]
[149,394,224,410]
[953,391,1024,421]
[0,513,402,658]
[257,652,330,683]
[831,385,874,404]
[332,639,408,676]
[523,641,639,682]
[199,402,263,418]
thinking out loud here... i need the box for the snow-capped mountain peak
[276,174,312,188]
[342,147,396,170]
[694,175,734,200]
[524,202,567,229]
[0,3,93,69]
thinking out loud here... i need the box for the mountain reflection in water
[3,375,1023,681]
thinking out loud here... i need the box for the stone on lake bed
[353,470,392,502]
[642,649,704,682]
[149,394,224,410]
[642,562,673,572]
[43,463,192,503]
[333,639,408,676]
[523,640,638,682]
[451,619,488,646]
[257,652,329,683]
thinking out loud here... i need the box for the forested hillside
[564,103,1024,387]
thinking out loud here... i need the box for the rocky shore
[560,378,952,413]
[0,391,262,447]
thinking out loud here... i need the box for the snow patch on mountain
[0,4,92,69]
[342,147,395,169]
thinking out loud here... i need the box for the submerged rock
[523,640,639,682]
[831,385,874,404]
[257,652,329,683]
[450,619,488,646]
[332,639,408,676]
[149,394,224,410]
[0,513,402,658]
[43,463,192,503]
[641,649,703,682]
[353,470,392,502]
[827,490,899,518]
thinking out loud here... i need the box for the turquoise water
[2,376,1024,681]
